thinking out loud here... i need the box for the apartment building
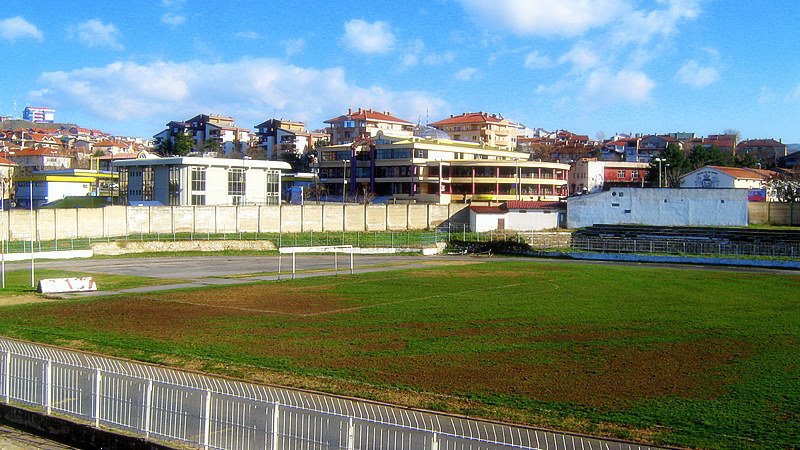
[315,130,568,204]
[325,108,414,145]
[154,114,251,155]
[429,112,518,151]
[254,119,328,160]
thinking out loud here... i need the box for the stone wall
[748,202,800,226]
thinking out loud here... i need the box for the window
[192,194,206,205]
[631,170,639,179]
[617,170,625,178]
[228,168,246,204]
[141,167,154,200]
[191,167,206,191]
[168,166,181,205]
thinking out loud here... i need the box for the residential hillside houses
[428,112,519,151]
[153,114,252,156]
[325,108,414,145]
[253,119,328,160]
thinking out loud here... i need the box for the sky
[1,0,800,143]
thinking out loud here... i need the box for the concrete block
[386,205,407,231]
[149,207,174,234]
[194,207,216,233]
[216,206,238,233]
[126,207,151,234]
[365,205,387,231]
[408,204,428,230]
[36,209,57,241]
[322,205,344,231]
[281,206,302,232]
[259,206,281,232]
[77,208,105,238]
[302,205,323,232]
[344,205,365,231]
[103,206,128,237]
[55,208,79,239]
[172,207,195,233]
[237,206,260,233]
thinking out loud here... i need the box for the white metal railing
[0,338,660,450]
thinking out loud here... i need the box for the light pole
[342,158,347,204]
[654,158,664,188]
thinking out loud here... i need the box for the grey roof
[414,125,451,140]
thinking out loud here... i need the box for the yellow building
[315,131,568,204]
[429,112,518,151]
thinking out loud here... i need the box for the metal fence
[0,338,659,450]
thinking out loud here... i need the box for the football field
[0,260,797,448]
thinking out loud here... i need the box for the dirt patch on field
[0,294,61,307]
[310,336,748,410]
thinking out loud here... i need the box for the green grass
[0,261,797,448]
[0,269,185,295]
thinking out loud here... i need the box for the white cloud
[69,19,123,50]
[455,67,478,81]
[459,0,628,37]
[161,0,186,6]
[612,0,701,44]
[401,39,455,67]
[282,38,305,56]
[523,50,552,69]
[30,59,447,130]
[559,43,600,71]
[0,16,43,42]
[342,19,395,54]
[235,31,262,40]
[790,84,800,101]
[583,69,655,107]
[675,60,719,88]
[161,13,186,26]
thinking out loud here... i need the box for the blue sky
[1,0,799,143]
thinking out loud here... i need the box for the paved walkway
[0,423,75,450]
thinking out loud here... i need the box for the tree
[169,133,194,156]
[246,145,267,160]
[646,143,687,187]
[687,145,735,169]
[202,139,221,155]
[768,170,800,202]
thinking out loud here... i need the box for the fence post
[431,431,439,450]
[45,359,52,415]
[203,389,212,450]
[94,368,102,427]
[144,379,153,438]
[292,251,296,279]
[334,249,338,275]
[271,402,280,450]
[347,417,355,450]
[350,249,354,275]
[3,351,9,403]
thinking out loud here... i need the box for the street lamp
[342,157,347,204]
[654,157,664,188]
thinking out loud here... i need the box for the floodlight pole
[29,180,34,288]
[1,180,4,289]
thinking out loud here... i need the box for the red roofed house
[679,165,778,201]
[325,108,414,145]
[429,112,517,151]
[469,200,566,232]
[736,139,787,167]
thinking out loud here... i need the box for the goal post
[278,245,354,279]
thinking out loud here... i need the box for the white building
[113,157,290,206]
[679,165,777,201]
[568,158,650,194]
[567,188,749,228]
[470,201,565,232]
[23,106,56,123]
[14,169,116,209]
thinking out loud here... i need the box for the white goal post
[278,245,354,279]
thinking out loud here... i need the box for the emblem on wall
[694,171,719,188]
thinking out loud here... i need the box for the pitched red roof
[505,201,565,210]
[469,205,504,214]
[708,166,776,180]
[326,108,412,125]
[429,112,505,126]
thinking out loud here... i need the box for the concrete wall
[567,188,749,228]
[749,202,800,226]
[1,204,475,240]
